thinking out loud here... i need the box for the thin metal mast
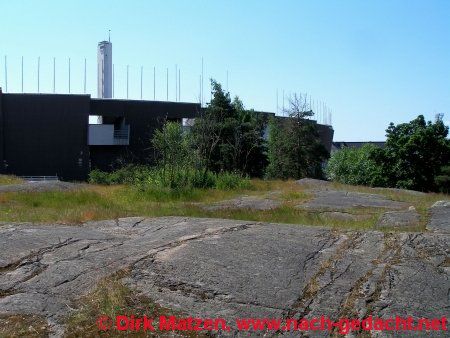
[276,89,278,115]
[21,56,24,92]
[166,68,168,101]
[153,66,155,100]
[37,57,40,93]
[178,69,180,102]
[4,56,7,92]
[53,57,55,93]
[127,65,129,99]
[201,57,204,107]
[84,58,87,94]
[140,66,143,100]
[68,57,70,93]
[175,64,177,101]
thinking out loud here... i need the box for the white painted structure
[97,41,112,99]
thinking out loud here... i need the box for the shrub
[215,172,251,190]
[325,144,386,187]
[88,169,111,185]
[88,165,151,185]
[381,115,450,191]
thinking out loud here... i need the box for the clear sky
[1,0,449,140]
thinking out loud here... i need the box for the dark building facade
[0,93,91,181]
[0,91,334,181]
[0,92,199,181]
[89,99,199,171]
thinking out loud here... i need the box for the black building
[0,91,334,181]
[0,92,199,181]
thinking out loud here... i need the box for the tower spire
[108,29,111,42]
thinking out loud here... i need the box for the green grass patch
[0,179,448,230]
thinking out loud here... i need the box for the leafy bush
[88,165,151,185]
[325,144,386,187]
[326,115,450,192]
[88,169,111,185]
[381,115,450,191]
[215,171,251,190]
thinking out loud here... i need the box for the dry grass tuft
[0,314,49,338]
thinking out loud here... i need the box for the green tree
[152,121,194,188]
[325,144,386,186]
[381,115,450,191]
[266,94,329,179]
[435,165,450,193]
[192,80,267,177]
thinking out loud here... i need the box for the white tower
[97,39,112,98]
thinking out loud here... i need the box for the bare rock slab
[201,196,281,211]
[375,208,421,229]
[296,178,332,190]
[297,190,408,211]
[0,181,84,193]
[427,200,450,233]
[321,211,371,222]
[0,217,449,336]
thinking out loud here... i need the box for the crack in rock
[0,217,448,337]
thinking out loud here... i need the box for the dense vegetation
[88,80,449,194]
[266,94,329,179]
[325,144,385,187]
[326,115,450,192]
[90,81,327,190]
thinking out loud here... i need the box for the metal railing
[21,176,59,182]
[113,128,129,139]
[113,125,130,145]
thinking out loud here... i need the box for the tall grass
[89,166,251,191]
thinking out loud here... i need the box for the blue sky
[1,0,449,140]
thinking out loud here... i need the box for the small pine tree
[266,94,329,180]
